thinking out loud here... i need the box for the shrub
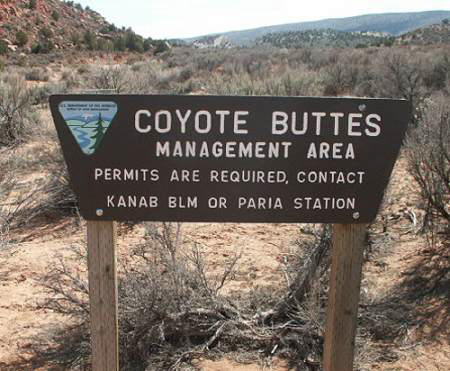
[37,222,243,369]
[381,51,425,125]
[113,35,126,51]
[90,66,131,93]
[97,39,114,52]
[154,40,170,55]
[423,54,450,91]
[405,97,450,229]
[28,0,37,9]
[25,67,50,82]
[0,135,76,228]
[31,146,77,219]
[0,219,9,250]
[83,30,97,50]
[31,221,336,369]
[0,40,9,55]
[323,63,352,96]
[178,66,193,82]
[31,40,54,54]
[124,29,144,52]
[143,38,153,52]
[39,27,53,39]
[0,74,37,146]
[60,69,80,89]
[77,64,90,75]
[0,153,14,249]
[70,32,81,47]
[52,10,60,21]
[383,38,394,47]
[100,24,117,34]
[15,31,29,47]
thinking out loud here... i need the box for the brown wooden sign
[49,95,410,223]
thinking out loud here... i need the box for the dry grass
[0,43,449,370]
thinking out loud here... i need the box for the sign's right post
[324,223,367,371]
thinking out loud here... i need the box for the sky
[75,0,450,39]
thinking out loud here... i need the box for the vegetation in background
[406,98,450,231]
[257,29,392,49]
[0,40,8,55]
[28,0,37,10]
[186,11,450,45]
[51,10,60,22]
[0,2,448,368]
[15,31,29,47]
[0,37,448,369]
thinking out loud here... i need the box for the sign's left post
[87,221,119,371]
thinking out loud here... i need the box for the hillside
[0,0,164,53]
[186,10,450,46]
[256,29,392,49]
[398,21,450,45]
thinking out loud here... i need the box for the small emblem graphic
[58,101,118,155]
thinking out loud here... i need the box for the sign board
[49,95,410,223]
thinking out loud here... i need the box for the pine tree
[90,113,105,152]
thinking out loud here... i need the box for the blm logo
[58,101,118,155]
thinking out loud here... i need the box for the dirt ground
[0,148,448,371]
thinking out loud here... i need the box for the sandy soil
[0,156,448,370]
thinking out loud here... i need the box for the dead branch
[258,225,332,324]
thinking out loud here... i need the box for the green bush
[143,38,153,51]
[83,30,97,50]
[39,27,53,39]
[0,40,9,55]
[15,31,29,47]
[70,32,82,48]
[100,24,118,34]
[154,40,169,55]
[124,30,144,52]
[31,40,54,54]
[51,10,60,22]
[383,38,394,47]
[113,36,126,51]
[28,0,37,10]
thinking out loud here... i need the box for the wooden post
[324,224,367,371]
[87,221,119,371]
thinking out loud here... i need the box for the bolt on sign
[50,95,410,223]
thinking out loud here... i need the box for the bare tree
[405,96,450,229]
[382,52,425,126]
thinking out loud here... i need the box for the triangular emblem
[58,101,118,155]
